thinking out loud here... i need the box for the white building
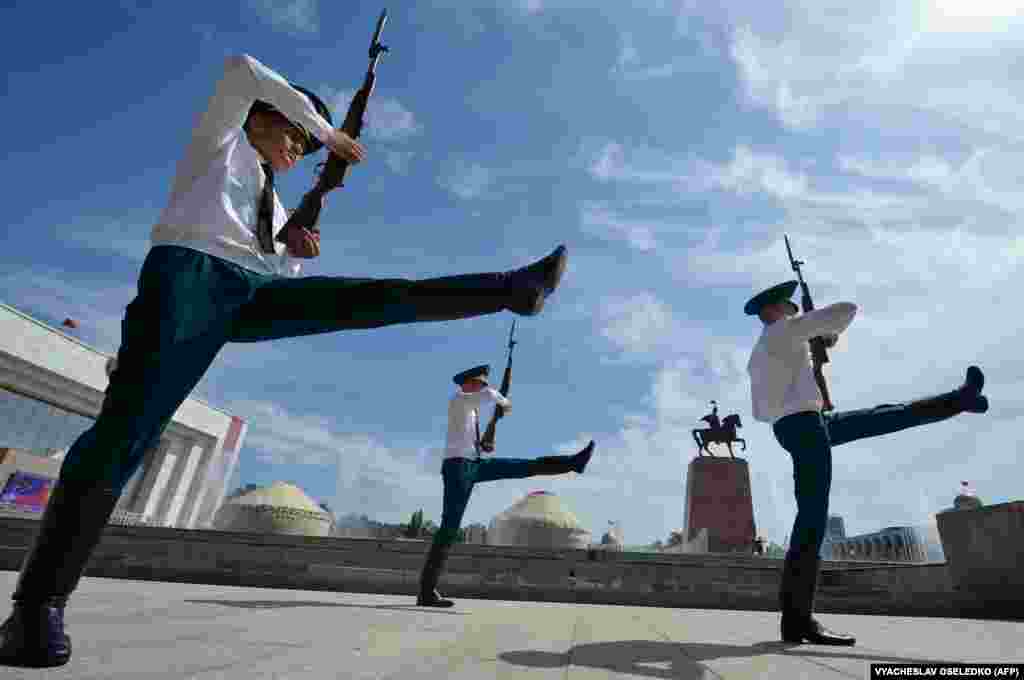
[0,302,246,529]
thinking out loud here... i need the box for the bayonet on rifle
[277,9,390,243]
[784,234,835,412]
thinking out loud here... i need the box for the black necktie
[256,162,277,254]
[474,410,481,457]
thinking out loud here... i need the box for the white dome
[213,481,333,537]
[488,491,591,549]
[491,490,585,529]
[225,481,324,512]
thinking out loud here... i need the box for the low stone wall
[0,518,1015,620]
[937,500,1024,600]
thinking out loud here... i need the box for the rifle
[276,9,389,244]
[479,321,517,453]
[784,234,835,412]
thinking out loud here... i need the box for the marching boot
[405,245,569,320]
[571,440,595,473]
[528,441,595,476]
[905,366,988,423]
[0,479,119,668]
[502,245,568,316]
[417,540,455,608]
[779,554,855,646]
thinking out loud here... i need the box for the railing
[109,510,151,527]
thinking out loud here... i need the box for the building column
[179,442,216,529]
[163,441,207,528]
[124,437,173,517]
[185,416,246,529]
[141,438,183,522]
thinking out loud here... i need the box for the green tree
[765,542,786,558]
[405,509,424,538]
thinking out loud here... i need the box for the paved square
[1,573,1021,679]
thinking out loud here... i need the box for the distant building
[0,302,245,529]
[213,481,333,537]
[823,526,928,562]
[488,490,592,549]
[463,523,487,545]
[826,515,846,540]
[599,521,624,551]
[819,514,847,558]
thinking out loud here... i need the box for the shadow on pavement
[500,640,951,679]
[184,598,469,615]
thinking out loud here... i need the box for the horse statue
[692,401,746,458]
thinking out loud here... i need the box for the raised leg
[230,246,569,342]
[471,441,596,481]
[826,366,988,448]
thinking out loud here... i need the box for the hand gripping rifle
[784,234,835,412]
[479,321,517,453]
[276,9,389,244]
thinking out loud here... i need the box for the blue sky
[3,0,1024,546]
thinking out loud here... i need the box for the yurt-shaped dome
[487,490,592,549]
[212,481,333,537]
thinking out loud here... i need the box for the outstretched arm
[191,55,335,155]
[464,387,511,411]
[774,302,858,346]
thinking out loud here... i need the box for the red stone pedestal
[683,457,756,554]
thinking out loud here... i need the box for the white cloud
[384,150,415,174]
[228,398,444,521]
[64,219,150,263]
[247,0,320,36]
[580,202,660,251]
[698,145,810,200]
[326,89,423,142]
[713,0,1024,139]
[0,269,133,354]
[439,159,493,200]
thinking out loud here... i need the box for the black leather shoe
[505,245,568,316]
[960,366,988,413]
[0,480,119,668]
[965,366,984,394]
[416,590,454,608]
[0,599,70,668]
[781,617,856,646]
[571,440,595,473]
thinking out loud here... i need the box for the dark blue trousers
[773,403,958,564]
[773,399,966,618]
[60,245,512,494]
[433,456,539,545]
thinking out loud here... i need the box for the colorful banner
[0,471,54,513]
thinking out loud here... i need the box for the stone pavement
[1,573,1021,679]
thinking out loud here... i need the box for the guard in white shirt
[0,55,569,669]
[417,365,596,608]
[746,281,988,646]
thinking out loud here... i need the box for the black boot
[905,366,988,423]
[417,540,454,608]
[0,479,119,668]
[406,245,569,320]
[779,554,855,646]
[502,245,568,316]
[528,441,595,476]
[571,440,595,473]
